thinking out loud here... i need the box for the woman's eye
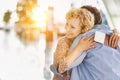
[71,26,75,29]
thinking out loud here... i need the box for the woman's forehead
[67,18,79,23]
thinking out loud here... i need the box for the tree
[3,10,12,24]
[15,0,39,45]
[16,0,38,24]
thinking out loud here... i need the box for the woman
[53,8,96,80]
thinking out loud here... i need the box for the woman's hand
[58,57,68,73]
[58,35,96,73]
[77,35,96,51]
[108,29,120,48]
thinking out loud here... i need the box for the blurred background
[0,0,120,80]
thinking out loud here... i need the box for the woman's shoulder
[58,36,66,42]
[57,36,70,48]
[57,36,68,44]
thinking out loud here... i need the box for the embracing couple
[51,5,120,80]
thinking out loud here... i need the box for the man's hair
[65,8,94,34]
[81,5,102,25]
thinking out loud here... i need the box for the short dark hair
[81,5,102,25]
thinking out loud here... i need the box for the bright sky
[38,0,72,23]
[0,0,72,26]
[0,0,109,27]
[0,0,18,26]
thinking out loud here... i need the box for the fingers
[58,64,67,73]
[88,35,96,49]
[86,37,96,49]
[81,36,87,40]
[109,33,119,48]
[87,35,95,44]
[58,58,68,73]
[112,34,119,48]
[58,64,63,73]
[111,33,116,47]
[87,35,94,41]
[89,42,96,49]
[113,36,119,48]
[81,35,94,41]
[109,34,113,47]
[58,63,66,73]
[81,35,95,45]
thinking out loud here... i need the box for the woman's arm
[58,35,96,73]
[53,37,70,71]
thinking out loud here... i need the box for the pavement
[0,30,47,80]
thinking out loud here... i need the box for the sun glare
[32,7,48,31]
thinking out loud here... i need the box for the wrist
[76,45,84,52]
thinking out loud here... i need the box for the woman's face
[65,18,82,39]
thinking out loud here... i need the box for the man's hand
[109,29,119,48]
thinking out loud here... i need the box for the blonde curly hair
[66,8,94,34]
